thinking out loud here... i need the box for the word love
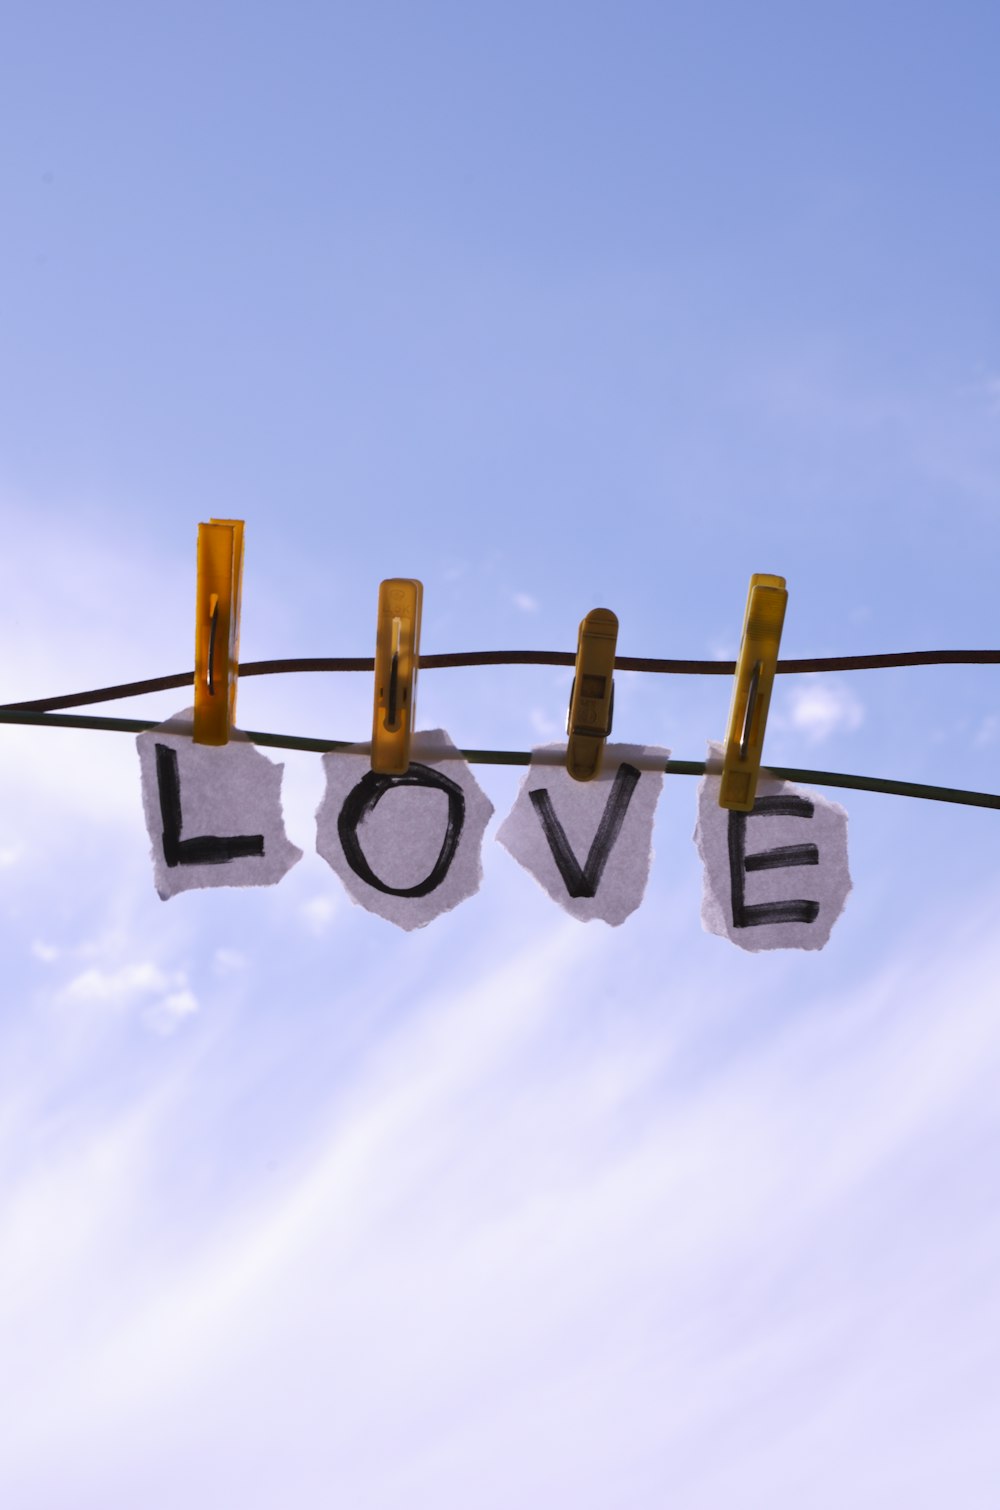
[136,717,851,949]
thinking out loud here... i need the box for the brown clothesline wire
[2,645,999,807]
[3,648,999,715]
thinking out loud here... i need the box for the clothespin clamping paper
[566,608,619,782]
[194,518,245,746]
[372,578,423,774]
[718,573,788,812]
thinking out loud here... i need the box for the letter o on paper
[337,764,466,897]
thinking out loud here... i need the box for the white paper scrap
[137,709,303,900]
[496,743,669,925]
[694,741,851,951]
[316,729,494,931]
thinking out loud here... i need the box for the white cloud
[3,903,1000,1507]
[0,719,148,829]
[0,496,193,833]
[512,591,539,613]
[780,678,864,744]
[213,947,248,975]
[0,494,189,707]
[59,961,170,1006]
[143,989,199,1036]
[56,960,199,1031]
[30,940,60,963]
[529,705,562,739]
[301,894,338,934]
[974,713,1000,749]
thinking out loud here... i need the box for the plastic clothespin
[193,518,245,746]
[718,573,788,811]
[566,608,619,782]
[372,578,423,774]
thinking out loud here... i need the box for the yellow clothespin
[193,518,245,746]
[372,578,423,774]
[566,608,618,782]
[719,573,788,811]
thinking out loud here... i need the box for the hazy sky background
[2,4,1000,1506]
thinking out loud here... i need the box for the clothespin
[719,573,788,811]
[193,518,245,746]
[372,578,423,774]
[566,608,618,782]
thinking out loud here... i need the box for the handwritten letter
[496,743,668,925]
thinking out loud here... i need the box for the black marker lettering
[528,763,641,899]
[729,793,819,927]
[156,743,265,868]
[337,764,465,897]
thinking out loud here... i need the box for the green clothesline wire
[1,708,997,812]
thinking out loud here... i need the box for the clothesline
[2,707,998,811]
[2,647,999,716]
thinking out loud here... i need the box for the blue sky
[2,4,1000,1505]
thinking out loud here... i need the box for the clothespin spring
[740,659,762,761]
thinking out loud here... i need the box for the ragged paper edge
[695,739,852,952]
[315,728,495,932]
[137,706,303,899]
[496,741,670,927]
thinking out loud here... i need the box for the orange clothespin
[193,519,245,746]
[566,608,618,782]
[719,573,788,811]
[372,578,423,773]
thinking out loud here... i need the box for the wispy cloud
[983,374,1000,416]
[212,947,248,976]
[529,705,563,739]
[974,713,1000,749]
[2,898,999,1507]
[777,678,864,744]
[56,959,199,1033]
[300,894,338,935]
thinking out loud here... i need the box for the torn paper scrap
[496,743,669,925]
[694,741,851,951]
[137,709,303,900]
[316,729,494,931]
